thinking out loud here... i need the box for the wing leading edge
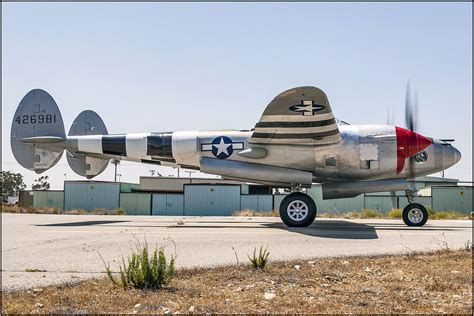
[250,86,341,146]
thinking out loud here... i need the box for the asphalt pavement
[2,213,472,291]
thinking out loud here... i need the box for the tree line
[1,171,50,198]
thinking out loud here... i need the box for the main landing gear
[402,189,428,227]
[278,188,429,228]
[279,192,317,227]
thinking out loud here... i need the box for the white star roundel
[289,100,325,116]
[200,136,244,159]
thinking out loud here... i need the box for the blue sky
[2,2,472,189]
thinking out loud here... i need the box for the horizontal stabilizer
[20,136,66,144]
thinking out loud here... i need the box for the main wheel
[279,192,317,227]
[402,203,428,227]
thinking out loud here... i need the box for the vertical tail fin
[10,89,66,173]
[67,110,109,178]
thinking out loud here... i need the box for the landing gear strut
[279,192,317,227]
[402,189,428,227]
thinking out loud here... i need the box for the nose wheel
[402,203,428,226]
[279,192,317,227]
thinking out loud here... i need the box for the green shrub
[116,208,126,215]
[388,208,402,219]
[248,246,270,270]
[105,242,175,290]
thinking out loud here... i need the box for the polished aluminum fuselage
[67,124,460,183]
[170,125,459,182]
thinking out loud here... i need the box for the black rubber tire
[279,192,317,227]
[402,203,428,227]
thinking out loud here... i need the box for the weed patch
[103,242,175,290]
[248,246,270,269]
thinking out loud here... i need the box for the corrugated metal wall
[64,182,120,211]
[152,194,184,215]
[119,193,151,215]
[140,177,247,192]
[241,195,273,211]
[52,181,472,216]
[364,196,394,212]
[307,186,365,212]
[120,183,140,193]
[363,196,432,212]
[33,191,64,209]
[184,185,241,216]
[319,196,365,212]
[398,196,432,210]
[273,195,285,211]
[432,186,472,214]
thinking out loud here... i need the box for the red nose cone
[395,126,433,174]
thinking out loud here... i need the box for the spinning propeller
[404,81,418,133]
[388,82,430,209]
[404,81,420,179]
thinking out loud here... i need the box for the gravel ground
[2,250,472,314]
[2,213,472,291]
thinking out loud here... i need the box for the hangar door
[184,185,241,216]
[64,182,120,211]
[152,194,184,216]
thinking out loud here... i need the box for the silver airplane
[10,86,461,227]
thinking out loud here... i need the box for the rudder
[67,110,109,178]
[10,89,66,173]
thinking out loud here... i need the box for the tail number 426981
[14,114,56,124]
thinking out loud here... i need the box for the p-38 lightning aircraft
[11,86,461,227]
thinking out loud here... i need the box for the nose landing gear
[402,189,428,226]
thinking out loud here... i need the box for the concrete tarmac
[2,213,472,291]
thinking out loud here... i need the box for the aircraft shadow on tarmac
[34,219,462,240]
[171,219,461,240]
[269,220,461,239]
[265,220,379,239]
[35,220,129,227]
[170,220,380,239]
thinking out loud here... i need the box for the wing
[250,86,341,146]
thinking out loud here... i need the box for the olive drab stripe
[255,118,336,128]
[251,128,340,140]
[102,135,127,156]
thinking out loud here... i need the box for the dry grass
[318,208,470,220]
[0,203,126,215]
[0,203,62,214]
[2,249,472,314]
[429,211,471,220]
[233,209,279,217]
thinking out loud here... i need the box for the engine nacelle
[200,157,313,188]
[321,178,408,199]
